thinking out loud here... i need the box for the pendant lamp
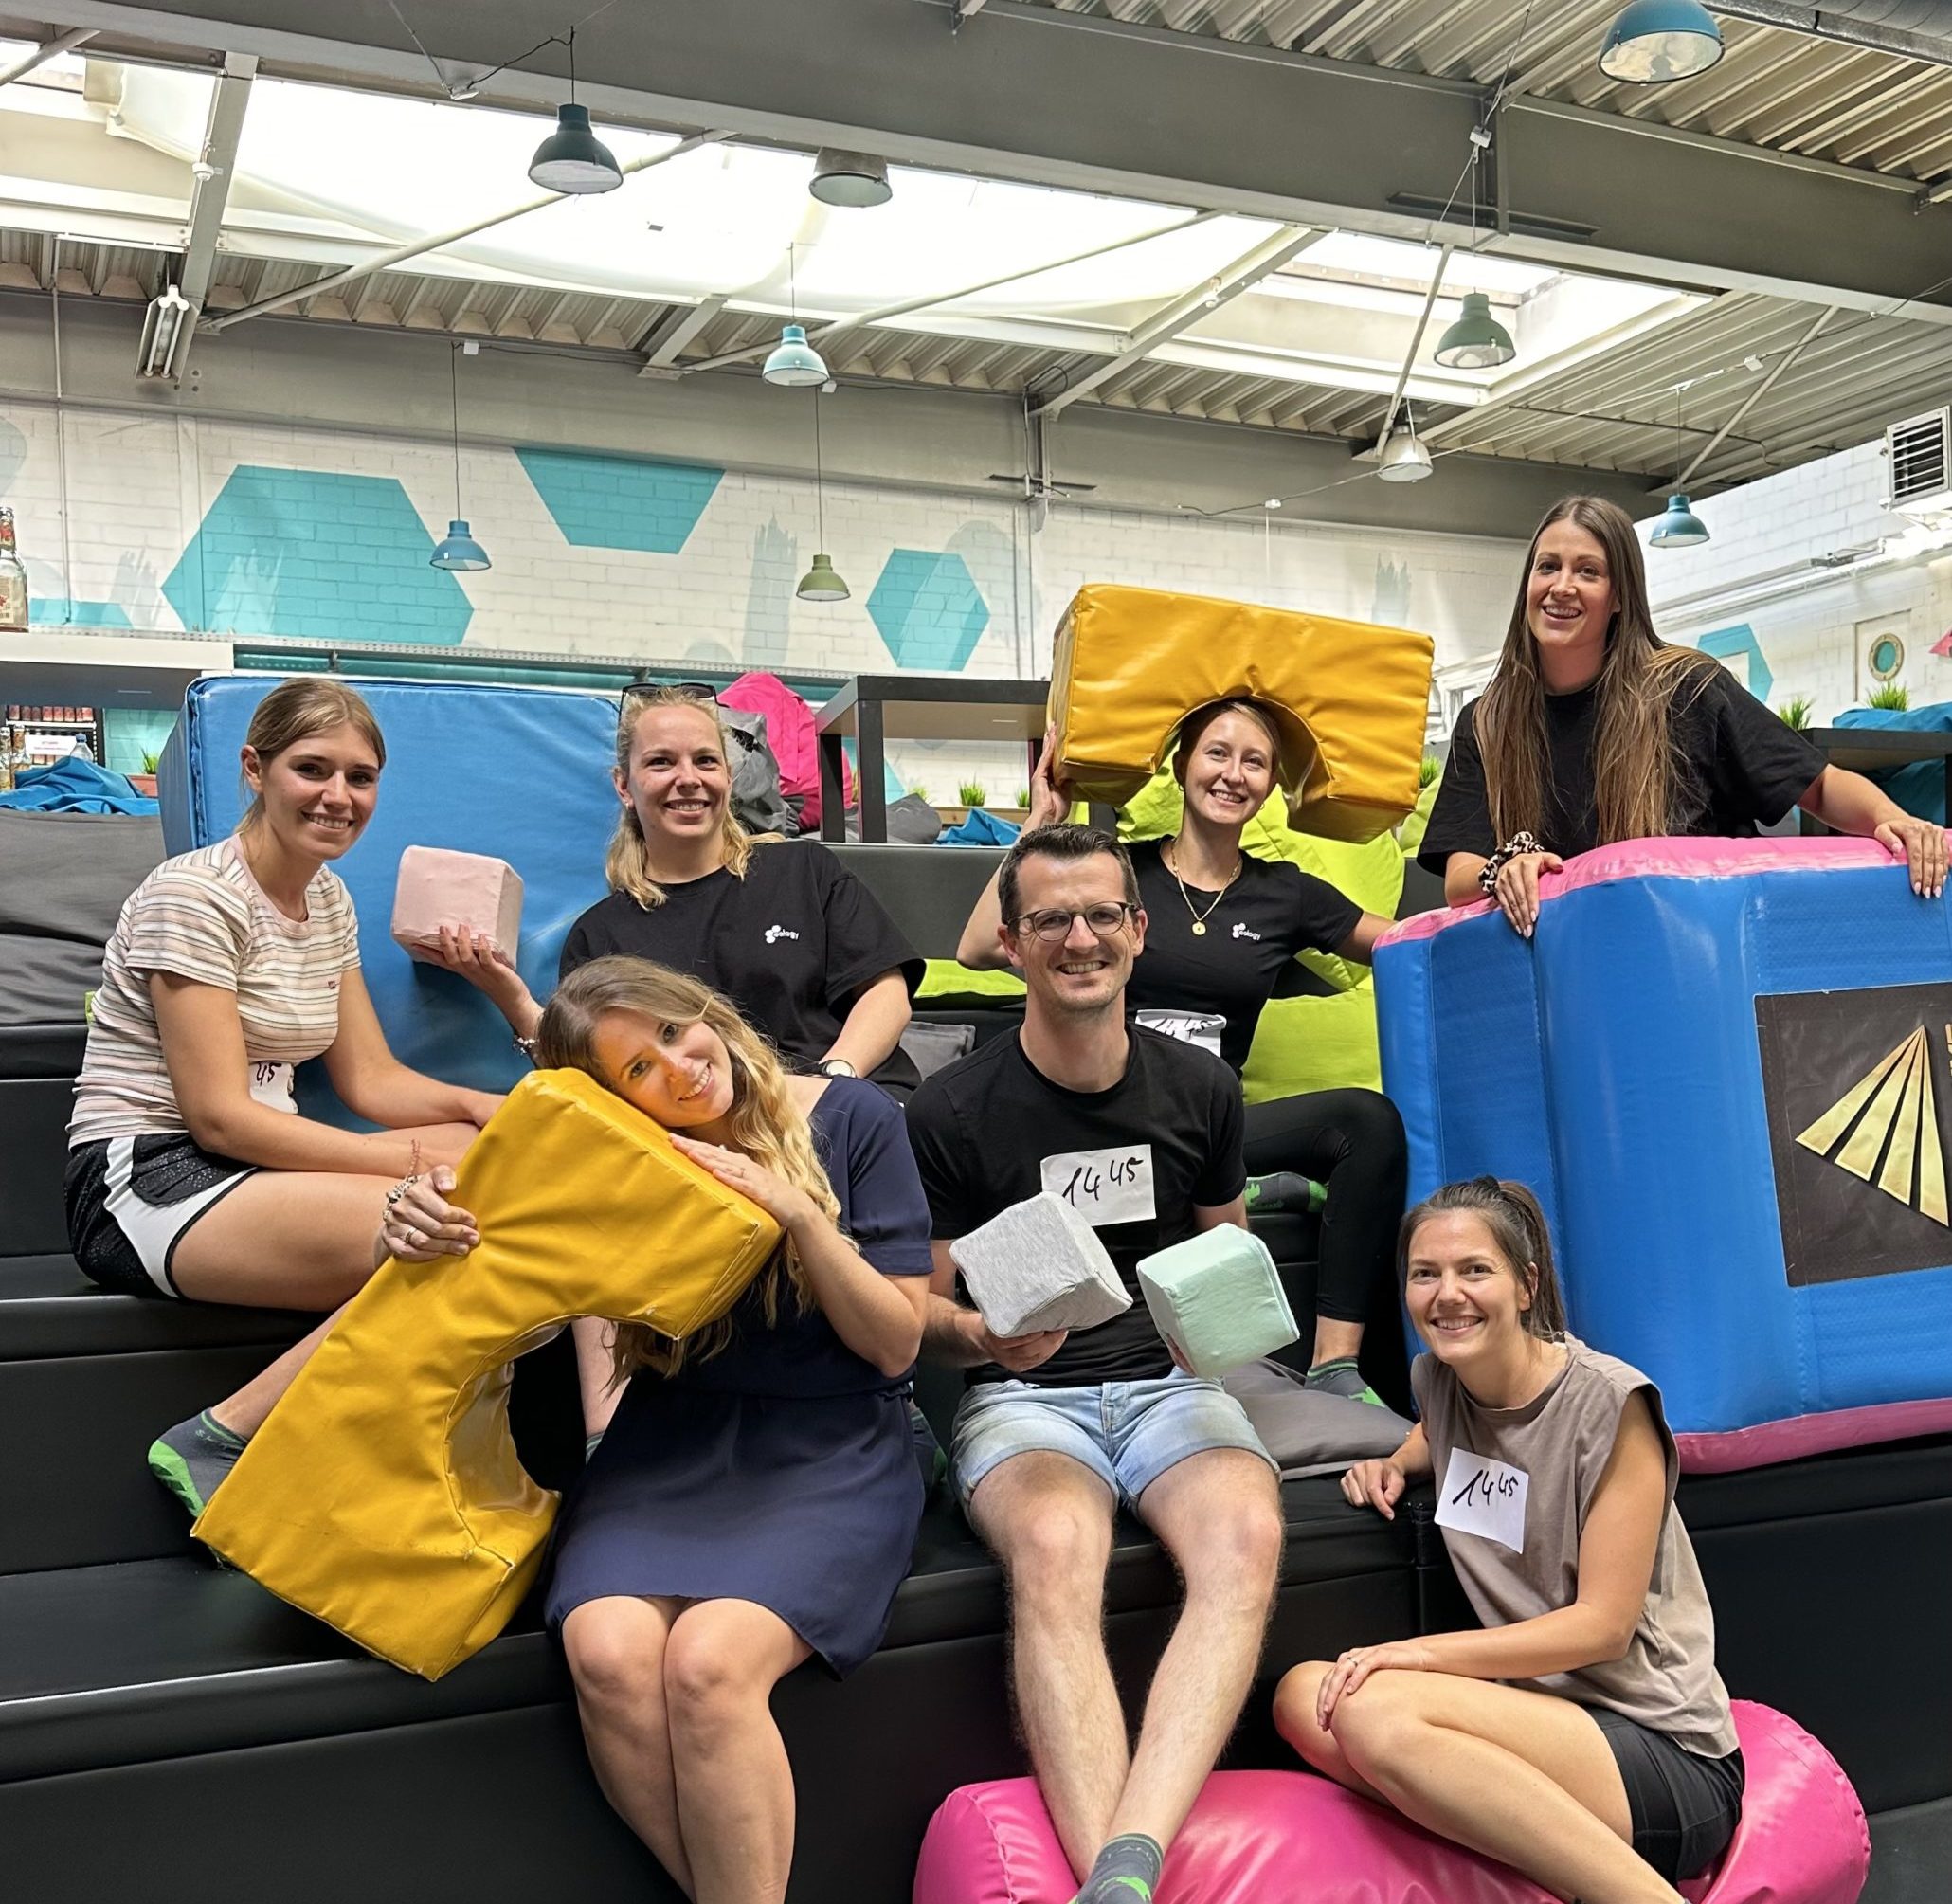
[810,150,892,208]
[1598,1,1725,84]
[1434,292,1516,371]
[430,346,491,572]
[1377,408,1434,483]
[528,30,623,193]
[766,245,829,387]
[796,386,850,600]
[765,324,829,387]
[1649,493,1709,548]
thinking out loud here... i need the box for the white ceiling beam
[0,28,97,88]
[1030,225,1325,418]
[638,293,727,375]
[678,209,1220,373]
[167,48,256,382]
[1674,304,1836,490]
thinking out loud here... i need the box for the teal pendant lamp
[1434,291,1516,371]
[528,30,622,193]
[766,244,828,388]
[796,385,849,600]
[765,324,828,387]
[1599,1,1725,84]
[1650,493,1709,548]
[431,521,491,571]
[430,345,491,572]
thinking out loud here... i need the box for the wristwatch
[816,1058,858,1079]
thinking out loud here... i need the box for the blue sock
[1073,1833,1164,1904]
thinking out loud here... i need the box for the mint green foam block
[1136,1227,1299,1379]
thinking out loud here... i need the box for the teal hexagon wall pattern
[867,550,990,671]
[516,448,723,554]
[1696,623,1772,701]
[162,465,473,644]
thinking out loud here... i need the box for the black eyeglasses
[1011,901,1138,943]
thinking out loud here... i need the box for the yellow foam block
[193,1068,782,1680]
[1048,584,1435,842]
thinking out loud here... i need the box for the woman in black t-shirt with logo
[1421,494,1946,936]
[426,685,922,1433]
[956,701,1406,1405]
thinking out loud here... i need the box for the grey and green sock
[148,1410,248,1520]
[1073,1833,1164,1904]
[1304,1356,1384,1407]
[1243,1171,1326,1216]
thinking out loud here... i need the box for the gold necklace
[1166,839,1240,936]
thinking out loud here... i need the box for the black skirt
[545,1377,925,1677]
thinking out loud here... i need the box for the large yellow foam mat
[1048,584,1434,842]
[194,1068,783,1679]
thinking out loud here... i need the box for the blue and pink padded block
[914,1703,1867,1904]
[1376,838,1952,1471]
[159,676,620,1110]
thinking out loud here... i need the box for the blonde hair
[534,954,838,1379]
[238,679,386,831]
[1475,495,1720,847]
[605,689,753,909]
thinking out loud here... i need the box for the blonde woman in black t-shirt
[957,702,1405,1405]
[1421,495,1945,936]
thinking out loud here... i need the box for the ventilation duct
[1711,3,1952,64]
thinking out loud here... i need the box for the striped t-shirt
[68,837,362,1147]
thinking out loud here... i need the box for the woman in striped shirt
[64,678,499,1519]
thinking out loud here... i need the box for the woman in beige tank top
[1273,1177,1744,1904]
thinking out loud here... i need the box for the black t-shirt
[1419,660,1828,875]
[561,842,924,1092]
[906,1025,1246,1387]
[1124,836,1364,1075]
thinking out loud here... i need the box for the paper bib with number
[248,1060,298,1114]
[1040,1144,1156,1226]
[1434,1448,1528,1553]
[1133,1008,1226,1059]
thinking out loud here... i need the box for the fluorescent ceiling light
[136,283,192,379]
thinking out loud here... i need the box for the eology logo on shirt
[764,924,801,944]
[1231,922,1262,942]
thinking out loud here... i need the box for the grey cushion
[0,812,165,1024]
[1221,1357,1413,1479]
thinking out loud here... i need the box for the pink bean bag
[912,1702,1867,1904]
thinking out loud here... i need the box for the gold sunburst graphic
[1796,1026,1950,1226]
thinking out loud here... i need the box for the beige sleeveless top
[1413,1336,1737,1759]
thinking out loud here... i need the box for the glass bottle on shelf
[0,509,26,632]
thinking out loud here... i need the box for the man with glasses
[906,824,1282,1904]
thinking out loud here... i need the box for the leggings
[1242,1088,1408,1326]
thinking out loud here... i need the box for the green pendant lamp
[1434,292,1516,371]
[796,385,849,600]
[1599,1,1725,84]
[1649,493,1709,548]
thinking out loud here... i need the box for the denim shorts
[950,1370,1276,1511]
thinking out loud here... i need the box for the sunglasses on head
[622,679,718,706]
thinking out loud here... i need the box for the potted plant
[127,751,161,797]
[1778,695,1814,732]
[1867,682,1910,712]
[957,780,986,810]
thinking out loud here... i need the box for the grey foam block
[949,1191,1131,1337]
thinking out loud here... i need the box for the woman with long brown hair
[1274,1176,1745,1904]
[532,955,931,1904]
[1419,495,1944,934]
[63,678,499,1517]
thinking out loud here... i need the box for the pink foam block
[912,1703,1866,1904]
[389,845,524,966]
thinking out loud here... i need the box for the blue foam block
[1376,839,1952,1461]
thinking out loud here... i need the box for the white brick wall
[3,393,1523,790]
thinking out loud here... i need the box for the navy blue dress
[545,1079,932,1676]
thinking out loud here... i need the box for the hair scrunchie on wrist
[1477,830,1545,898]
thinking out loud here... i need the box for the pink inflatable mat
[912,1702,1866,1904]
